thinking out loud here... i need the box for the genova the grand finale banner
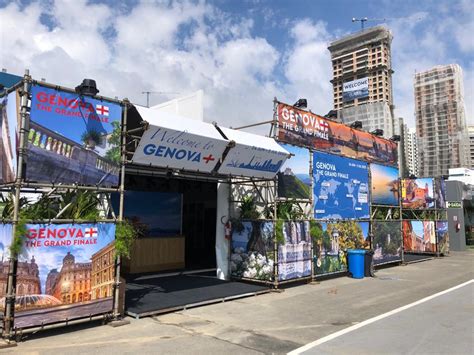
[0,223,116,329]
[313,151,370,220]
[276,102,398,166]
[27,85,122,187]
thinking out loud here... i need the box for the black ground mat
[125,272,269,318]
[404,253,435,264]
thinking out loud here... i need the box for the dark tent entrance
[121,174,217,273]
[120,174,268,317]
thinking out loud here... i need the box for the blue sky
[279,143,310,177]
[1,0,472,132]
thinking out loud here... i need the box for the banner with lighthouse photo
[0,223,116,329]
[26,84,122,187]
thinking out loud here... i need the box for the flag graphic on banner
[96,104,109,116]
[85,228,98,238]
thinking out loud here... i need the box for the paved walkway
[295,281,474,355]
[1,251,472,354]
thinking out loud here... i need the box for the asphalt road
[1,251,472,354]
[296,281,474,355]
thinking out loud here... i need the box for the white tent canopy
[131,105,289,179]
[131,106,228,173]
[217,126,289,179]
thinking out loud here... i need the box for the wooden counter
[124,235,185,274]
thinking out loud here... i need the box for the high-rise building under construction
[328,26,395,138]
[414,64,470,177]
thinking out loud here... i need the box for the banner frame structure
[0,72,127,340]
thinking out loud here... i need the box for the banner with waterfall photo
[230,221,275,281]
[372,221,402,265]
[277,221,312,281]
[436,221,449,254]
[313,221,369,276]
[26,85,122,187]
[0,223,116,329]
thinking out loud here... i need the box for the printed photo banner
[19,223,116,329]
[401,178,435,209]
[277,143,311,199]
[230,221,275,281]
[277,221,312,281]
[313,151,370,220]
[435,178,447,209]
[0,90,19,184]
[370,163,400,206]
[372,221,402,266]
[403,220,436,253]
[276,102,398,166]
[27,85,122,186]
[313,221,369,276]
[436,221,449,254]
[0,223,116,329]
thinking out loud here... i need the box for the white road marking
[288,279,474,355]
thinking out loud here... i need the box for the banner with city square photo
[0,223,13,318]
[436,221,449,254]
[313,221,369,276]
[26,85,122,187]
[313,151,370,220]
[277,143,311,199]
[276,102,398,166]
[0,223,116,329]
[401,178,435,209]
[230,221,275,281]
[342,77,369,102]
[277,221,312,281]
[372,221,402,266]
[370,163,400,206]
[0,90,19,184]
[402,220,437,253]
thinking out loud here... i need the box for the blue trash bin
[347,249,365,279]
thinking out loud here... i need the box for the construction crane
[352,16,422,30]
[141,91,180,107]
[352,17,388,30]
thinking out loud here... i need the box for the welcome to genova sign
[132,125,228,173]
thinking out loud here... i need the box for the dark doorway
[123,174,217,271]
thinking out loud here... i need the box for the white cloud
[0,0,471,132]
[283,19,333,115]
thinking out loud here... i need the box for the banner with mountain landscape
[277,143,311,199]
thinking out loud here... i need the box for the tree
[105,121,121,163]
